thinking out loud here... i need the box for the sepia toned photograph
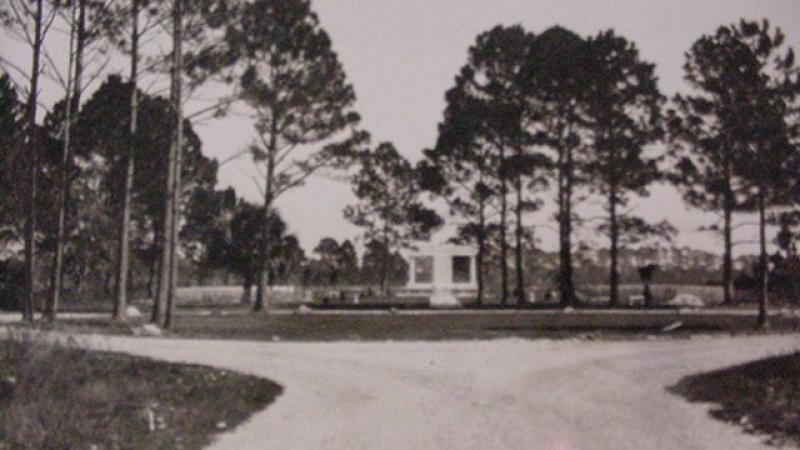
[1,0,800,448]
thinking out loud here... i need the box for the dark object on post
[638,264,659,307]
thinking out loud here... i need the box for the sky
[3,0,800,256]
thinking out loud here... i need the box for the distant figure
[638,264,659,307]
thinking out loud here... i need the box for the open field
[174,286,305,306]
[579,283,726,305]
[0,333,282,449]
[6,283,775,314]
[164,284,729,307]
[172,283,738,307]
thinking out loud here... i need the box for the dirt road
[65,334,797,450]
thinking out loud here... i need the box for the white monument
[402,243,478,306]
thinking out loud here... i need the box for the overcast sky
[4,0,800,256]
[243,0,800,256]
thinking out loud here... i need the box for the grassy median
[0,333,282,449]
[671,352,800,447]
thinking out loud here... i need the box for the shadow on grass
[669,352,800,447]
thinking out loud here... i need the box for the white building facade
[402,243,478,306]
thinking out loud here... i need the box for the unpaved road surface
[45,334,800,449]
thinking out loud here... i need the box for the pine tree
[345,143,441,296]
[222,0,365,310]
[583,30,665,306]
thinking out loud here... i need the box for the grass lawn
[170,308,800,341]
[8,306,800,341]
[0,335,282,449]
[671,352,800,447]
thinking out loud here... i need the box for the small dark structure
[638,264,659,307]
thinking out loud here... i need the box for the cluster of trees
[1,0,236,327]
[306,237,409,288]
[419,21,799,327]
[419,25,669,307]
[2,2,798,332]
[0,0,365,327]
[668,20,800,326]
[182,206,411,301]
[345,142,442,295]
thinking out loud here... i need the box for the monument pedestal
[403,243,478,307]
[430,287,459,307]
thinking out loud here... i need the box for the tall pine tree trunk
[114,0,140,321]
[23,0,45,323]
[46,1,81,321]
[558,134,576,307]
[164,0,184,329]
[254,123,276,312]
[74,266,83,295]
[154,0,182,326]
[723,197,734,305]
[378,191,392,298]
[608,186,620,307]
[514,173,525,305]
[499,146,509,306]
[557,144,565,305]
[722,157,735,305]
[476,173,486,306]
[757,188,769,329]
[380,213,390,298]
[147,251,157,299]
[154,145,174,325]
